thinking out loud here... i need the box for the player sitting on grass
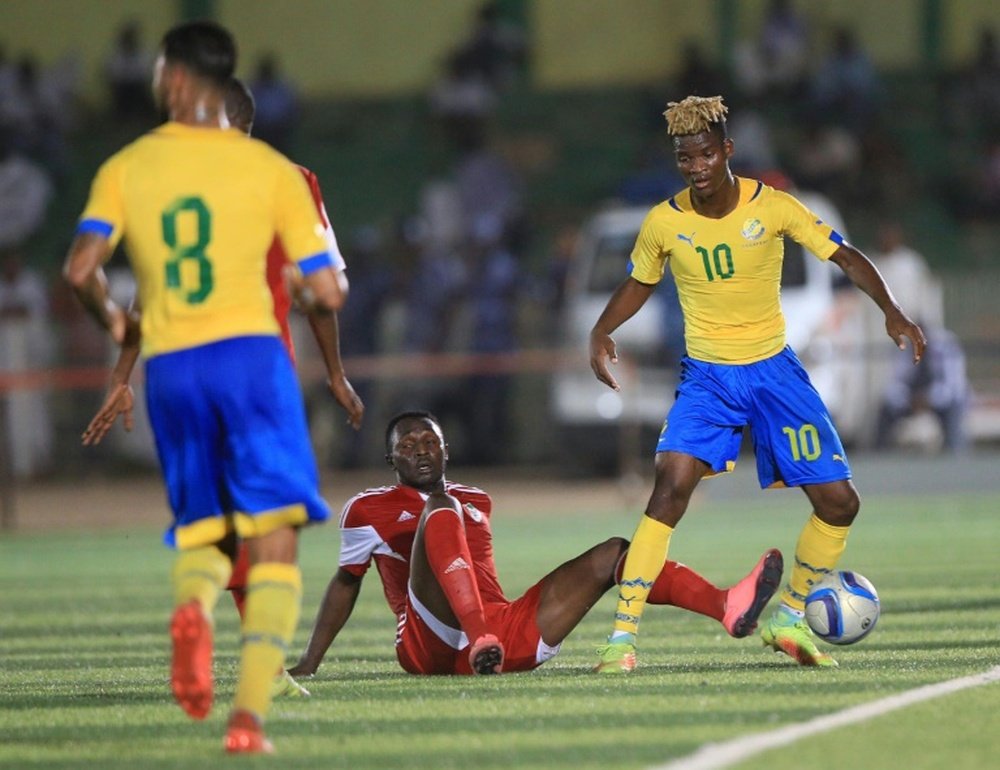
[287,411,783,677]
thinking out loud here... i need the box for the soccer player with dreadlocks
[590,95,925,672]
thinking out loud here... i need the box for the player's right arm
[82,297,142,445]
[63,232,127,344]
[590,208,667,391]
[287,567,363,676]
[589,277,657,391]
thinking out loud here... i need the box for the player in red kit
[288,411,783,676]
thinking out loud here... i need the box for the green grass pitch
[2,480,999,769]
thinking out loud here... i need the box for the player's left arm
[829,244,926,363]
[62,232,127,344]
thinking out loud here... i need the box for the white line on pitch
[650,665,1000,770]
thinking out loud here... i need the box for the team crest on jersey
[463,502,483,523]
[741,218,765,241]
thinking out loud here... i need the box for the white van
[550,189,882,470]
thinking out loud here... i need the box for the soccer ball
[805,571,880,645]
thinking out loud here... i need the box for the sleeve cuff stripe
[77,219,114,238]
[297,251,335,275]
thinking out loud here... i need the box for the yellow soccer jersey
[77,122,332,356]
[630,177,844,364]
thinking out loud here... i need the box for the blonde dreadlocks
[663,95,728,136]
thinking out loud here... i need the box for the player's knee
[818,486,860,526]
[586,537,628,586]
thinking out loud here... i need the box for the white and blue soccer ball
[805,570,880,645]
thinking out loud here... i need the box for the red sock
[422,508,489,641]
[226,543,251,621]
[617,555,725,621]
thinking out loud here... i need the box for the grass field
[2,457,999,769]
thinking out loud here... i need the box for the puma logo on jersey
[444,557,470,574]
[677,232,696,247]
[832,453,845,463]
[397,511,417,522]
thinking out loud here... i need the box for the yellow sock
[612,515,673,638]
[171,545,232,613]
[233,562,302,720]
[781,513,850,611]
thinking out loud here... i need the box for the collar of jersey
[669,176,763,217]
[155,121,245,139]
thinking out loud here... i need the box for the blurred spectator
[429,48,497,151]
[790,115,861,204]
[0,248,53,476]
[0,127,52,252]
[674,41,725,100]
[946,28,1000,139]
[249,54,299,153]
[401,209,466,355]
[104,21,155,122]
[617,140,684,205]
[808,27,882,133]
[727,106,778,175]
[542,224,580,324]
[875,323,969,454]
[335,225,394,467]
[869,220,943,327]
[462,214,521,465]
[734,0,809,102]
[454,133,523,234]
[455,1,528,91]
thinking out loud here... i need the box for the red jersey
[338,481,506,618]
[265,165,345,358]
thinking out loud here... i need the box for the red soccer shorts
[394,580,560,675]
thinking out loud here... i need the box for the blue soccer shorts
[656,347,852,489]
[145,335,330,549]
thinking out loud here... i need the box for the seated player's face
[673,131,733,199]
[390,418,447,489]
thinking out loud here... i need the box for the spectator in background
[334,225,394,467]
[456,1,528,91]
[790,114,861,205]
[429,48,497,152]
[249,54,299,153]
[0,126,52,252]
[947,28,1000,139]
[875,323,969,454]
[732,0,810,103]
[542,223,580,329]
[104,21,155,122]
[869,220,942,327]
[0,247,53,476]
[674,41,725,101]
[463,214,520,465]
[808,27,881,134]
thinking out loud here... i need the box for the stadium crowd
[0,4,992,478]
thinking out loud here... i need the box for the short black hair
[385,410,440,453]
[224,77,255,133]
[161,20,236,86]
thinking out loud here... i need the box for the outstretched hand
[590,330,621,391]
[886,311,927,364]
[329,374,364,430]
[82,383,135,445]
